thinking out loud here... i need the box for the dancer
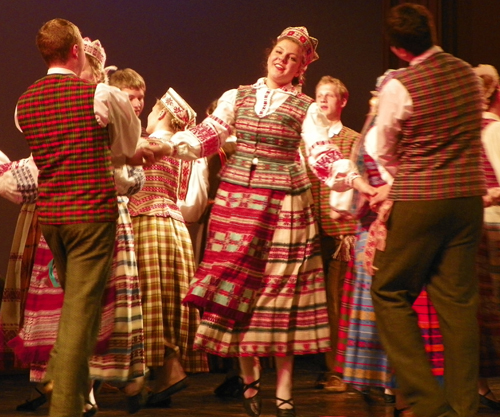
[473,64,500,411]
[369,4,485,417]
[15,19,145,417]
[159,26,375,417]
[306,76,359,392]
[331,70,444,415]
[128,88,209,408]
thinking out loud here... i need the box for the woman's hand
[369,183,391,211]
[484,187,500,207]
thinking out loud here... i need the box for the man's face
[316,83,346,121]
[121,88,145,117]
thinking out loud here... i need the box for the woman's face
[266,39,303,89]
[80,58,97,83]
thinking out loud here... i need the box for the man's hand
[352,176,377,197]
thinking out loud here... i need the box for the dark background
[0,0,499,277]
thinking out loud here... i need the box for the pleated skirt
[131,214,208,373]
[477,206,500,377]
[342,226,444,389]
[10,199,146,382]
[191,182,330,357]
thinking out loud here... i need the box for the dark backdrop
[0,0,499,278]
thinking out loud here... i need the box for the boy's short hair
[108,68,146,92]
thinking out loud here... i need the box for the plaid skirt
[341,226,444,389]
[10,200,146,382]
[477,206,500,377]
[131,214,208,373]
[191,182,330,357]
[0,203,39,370]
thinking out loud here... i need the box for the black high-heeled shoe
[480,389,500,410]
[276,397,295,417]
[83,401,98,417]
[242,378,261,417]
[16,387,47,412]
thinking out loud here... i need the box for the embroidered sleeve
[302,103,360,191]
[171,89,236,160]
[114,165,145,197]
[0,155,38,204]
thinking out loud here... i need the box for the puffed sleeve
[0,154,38,204]
[302,103,360,191]
[177,157,209,223]
[170,89,237,160]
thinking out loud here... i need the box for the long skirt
[342,226,444,389]
[131,214,208,373]
[477,206,500,377]
[0,203,39,370]
[9,199,146,382]
[190,183,330,357]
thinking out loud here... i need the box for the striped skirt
[0,203,39,370]
[191,183,330,357]
[10,200,146,382]
[342,227,444,389]
[477,206,500,377]
[89,197,145,381]
[131,214,208,373]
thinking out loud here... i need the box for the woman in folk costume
[9,37,148,416]
[472,64,500,411]
[154,27,375,417]
[331,70,444,417]
[127,88,209,408]
[0,152,38,373]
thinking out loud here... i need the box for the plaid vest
[17,74,117,224]
[220,85,312,194]
[481,117,500,188]
[306,126,359,236]
[390,52,486,200]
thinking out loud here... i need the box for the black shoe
[83,402,98,417]
[214,374,245,398]
[393,407,411,417]
[127,389,148,414]
[145,377,188,407]
[242,379,261,417]
[480,390,500,410]
[384,393,396,404]
[16,387,47,412]
[276,397,295,417]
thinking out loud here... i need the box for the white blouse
[170,78,359,191]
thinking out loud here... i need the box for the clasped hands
[127,140,174,166]
[353,178,391,212]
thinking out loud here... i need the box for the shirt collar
[253,77,299,96]
[47,67,78,76]
[409,45,443,66]
[328,120,343,137]
[484,111,500,122]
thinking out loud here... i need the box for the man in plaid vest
[370,4,485,417]
[16,18,147,417]
[308,76,359,392]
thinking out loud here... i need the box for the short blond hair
[316,76,349,102]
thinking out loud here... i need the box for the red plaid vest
[17,74,117,224]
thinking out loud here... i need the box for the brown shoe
[323,374,347,392]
